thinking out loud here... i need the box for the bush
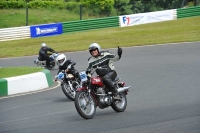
[0,1,25,9]
[66,2,80,13]
[0,0,65,9]
[81,0,114,16]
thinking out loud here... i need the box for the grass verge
[0,16,200,58]
[0,9,94,28]
[0,67,44,78]
[0,16,199,78]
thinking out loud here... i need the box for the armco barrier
[62,16,119,33]
[177,6,200,18]
[0,26,30,42]
[0,69,53,97]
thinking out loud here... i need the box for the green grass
[0,16,200,58]
[0,67,44,78]
[0,16,199,79]
[0,9,98,28]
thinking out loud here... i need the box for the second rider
[55,54,79,81]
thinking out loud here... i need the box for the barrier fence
[62,16,119,33]
[119,9,176,27]
[177,6,200,18]
[0,26,30,41]
[0,6,199,42]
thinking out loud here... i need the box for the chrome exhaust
[117,86,131,93]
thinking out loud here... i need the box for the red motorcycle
[74,68,131,119]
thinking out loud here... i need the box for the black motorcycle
[34,53,59,69]
[56,70,81,101]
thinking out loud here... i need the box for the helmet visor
[89,47,98,53]
[58,59,64,63]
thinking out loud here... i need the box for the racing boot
[112,89,120,100]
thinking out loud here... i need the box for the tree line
[0,0,199,16]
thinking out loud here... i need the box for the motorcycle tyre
[50,62,56,68]
[46,62,56,69]
[36,62,55,69]
[111,92,127,112]
[36,62,45,68]
[36,62,40,67]
[61,83,75,101]
[75,90,96,119]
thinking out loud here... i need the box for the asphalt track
[0,42,200,133]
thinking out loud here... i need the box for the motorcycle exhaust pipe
[117,86,131,93]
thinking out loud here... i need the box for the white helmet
[56,54,66,66]
[89,43,101,54]
[41,43,47,47]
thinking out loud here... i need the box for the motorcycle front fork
[61,79,74,92]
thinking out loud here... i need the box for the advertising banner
[30,23,62,38]
[119,10,174,27]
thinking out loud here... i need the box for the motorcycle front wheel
[61,82,75,101]
[74,90,96,119]
[111,92,127,112]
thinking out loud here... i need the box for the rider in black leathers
[56,54,79,81]
[38,43,56,67]
[86,43,122,100]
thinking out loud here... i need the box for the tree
[114,0,133,15]
[80,0,115,15]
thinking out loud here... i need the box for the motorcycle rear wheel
[49,62,55,69]
[75,90,96,119]
[61,82,75,101]
[111,92,127,112]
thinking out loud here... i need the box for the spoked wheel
[111,92,127,112]
[36,62,41,67]
[61,82,75,101]
[74,90,96,119]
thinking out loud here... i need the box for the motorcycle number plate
[79,71,87,82]
[68,74,74,79]
[58,72,64,79]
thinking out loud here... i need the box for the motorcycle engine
[72,81,80,91]
[96,87,105,94]
[96,87,112,105]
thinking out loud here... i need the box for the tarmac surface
[0,42,200,133]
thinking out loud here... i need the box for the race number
[57,72,64,79]
[79,71,87,82]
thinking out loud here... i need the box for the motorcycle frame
[34,53,59,67]
[76,74,127,107]
[63,72,81,91]
[76,75,101,107]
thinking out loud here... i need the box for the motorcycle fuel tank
[91,76,104,86]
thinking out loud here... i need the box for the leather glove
[86,68,91,74]
[117,46,122,59]
[54,75,58,81]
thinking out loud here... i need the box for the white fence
[0,26,31,41]
[173,9,177,19]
